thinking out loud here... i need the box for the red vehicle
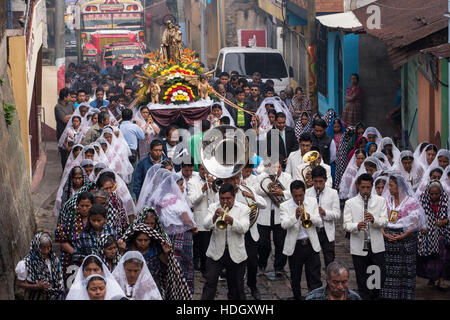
[100,41,145,70]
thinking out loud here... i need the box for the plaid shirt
[72,224,116,265]
[306,285,361,300]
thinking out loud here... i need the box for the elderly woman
[289,87,312,118]
[54,166,90,216]
[15,232,65,300]
[112,251,162,300]
[417,181,450,291]
[380,174,426,300]
[93,234,121,272]
[341,74,363,126]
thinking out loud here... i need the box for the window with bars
[317,24,328,97]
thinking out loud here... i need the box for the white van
[213,47,293,94]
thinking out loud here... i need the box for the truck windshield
[224,53,288,79]
[104,45,143,61]
[82,13,142,30]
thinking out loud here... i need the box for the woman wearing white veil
[53,166,90,216]
[112,251,162,300]
[339,149,366,200]
[380,173,426,300]
[91,141,110,166]
[347,157,384,199]
[66,254,125,300]
[58,115,85,153]
[135,165,171,211]
[392,150,424,191]
[100,127,134,184]
[133,105,161,159]
[372,151,392,171]
[99,105,119,126]
[415,164,445,197]
[95,168,136,219]
[413,141,429,159]
[376,137,401,164]
[418,144,438,171]
[256,97,295,130]
[442,166,450,195]
[372,175,388,196]
[362,127,382,145]
[64,144,84,172]
[430,149,450,170]
[149,173,198,292]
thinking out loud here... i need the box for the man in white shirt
[285,132,312,177]
[293,147,332,188]
[188,163,215,275]
[176,160,197,208]
[241,163,259,188]
[201,183,250,300]
[254,161,292,276]
[280,180,323,300]
[343,173,388,300]
[306,166,340,267]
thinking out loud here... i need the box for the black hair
[235,87,245,95]
[295,87,303,94]
[59,88,71,101]
[425,144,438,153]
[219,72,229,78]
[250,83,260,89]
[181,158,195,167]
[121,109,133,121]
[165,125,178,138]
[77,192,94,205]
[311,165,327,180]
[375,178,386,187]
[244,162,254,169]
[299,132,313,143]
[219,183,235,196]
[430,168,444,177]
[98,111,109,124]
[103,235,117,250]
[230,75,239,81]
[401,154,414,161]
[290,180,306,193]
[220,116,230,125]
[364,161,378,170]
[87,275,106,288]
[419,142,429,153]
[82,256,103,271]
[73,145,83,154]
[356,173,374,185]
[161,159,173,168]
[268,108,277,117]
[239,78,249,86]
[84,203,107,232]
[108,95,119,103]
[275,112,286,120]
[355,149,366,157]
[150,139,163,150]
[265,87,275,94]
[72,115,82,123]
[351,73,360,83]
[84,148,95,156]
[211,103,222,110]
[202,119,211,132]
[96,87,104,95]
[313,119,327,129]
[96,174,115,189]
[77,89,86,95]
[381,148,393,159]
[266,79,274,86]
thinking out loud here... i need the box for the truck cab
[100,41,145,70]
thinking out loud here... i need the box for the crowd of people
[15,58,450,301]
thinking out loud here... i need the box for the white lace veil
[362,127,382,145]
[64,144,84,171]
[256,97,294,129]
[376,137,401,164]
[413,141,429,159]
[339,151,365,199]
[372,176,388,196]
[372,151,392,171]
[415,164,445,197]
[57,114,85,148]
[98,106,118,126]
[112,251,162,300]
[149,172,196,235]
[135,165,171,211]
[91,141,110,166]
[392,150,424,191]
[381,173,427,231]
[441,166,450,196]
[80,159,95,181]
[66,254,126,300]
[95,168,136,217]
[418,144,438,171]
[430,149,450,170]
[347,157,384,199]
[94,162,108,177]
[53,165,89,216]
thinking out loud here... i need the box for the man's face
[241,167,252,179]
[327,270,349,299]
[96,91,104,101]
[300,141,312,156]
[124,263,142,286]
[230,78,238,86]
[125,89,133,98]
[313,125,325,138]
[358,180,373,197]
[291,188,305,204]
[253,75,261,83]
[312,176,326,192]
[251,87,260,97]
[219,76,229,86]
[218,85,226,96]
[150,145,163,161]
[198,165,207,179]
[70,94,77,103]
[236,92,245,102]
[275,117,286,131]
[182,166,194,179]
[219,191,235,209]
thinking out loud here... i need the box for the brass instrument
[216,207,230,229]
[211,178,224,193]
[301,151,320,186]
[299,201,312,228]
[239,184,259,228]
[260,174,286,207]
[362,195,371,251]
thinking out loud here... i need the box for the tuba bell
[301,150,320,186]
[239,183,259,228]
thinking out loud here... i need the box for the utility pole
[307,0,318,114]
[200,0,207,67]
[176,0,187,45]
[55,0,65,91]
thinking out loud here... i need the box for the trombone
[298,201,312,229]
[216,207,230,229]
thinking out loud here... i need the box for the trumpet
[301,151,320,186]
[298,201,312,228]
[216,207,230,229]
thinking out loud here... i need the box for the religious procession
[0,0,449,304]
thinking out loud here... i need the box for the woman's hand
[117,239,126,252]
[161,242,172,254]
[37,280,51,290]
[436,219,449,227]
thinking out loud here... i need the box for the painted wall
[441,59,449,148]
[401,58,418,150]
[42,66,57,140]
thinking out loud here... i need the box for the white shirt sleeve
[330,140,337,163]
[15,260,28,281]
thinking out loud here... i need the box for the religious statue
[146,78,161,104]
[161,20,175,61]
[197,75,211,100]
[173,25,183,59]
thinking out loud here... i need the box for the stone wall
[0,32,36,299]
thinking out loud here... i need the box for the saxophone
[362,194,371,251]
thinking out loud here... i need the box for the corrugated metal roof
[316,12,362,30]
[421,43,450,58]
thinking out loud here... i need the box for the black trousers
[193,231,212,272]
[257,221,287,271]
[288,239,322,299]
[201,248,247,300]
[59,147,69,169]
[316,227,335,267]
[352,249,386,300]
[245,231,258,289]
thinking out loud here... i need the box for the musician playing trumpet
[255,160,292,277]
[201,183,250,300]
[280,180,323,300]
[343,173,388,300]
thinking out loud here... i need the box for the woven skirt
[169,231,194,293]
[341,102,361,127]
[380,228,418,300]
[417,236,450,281]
